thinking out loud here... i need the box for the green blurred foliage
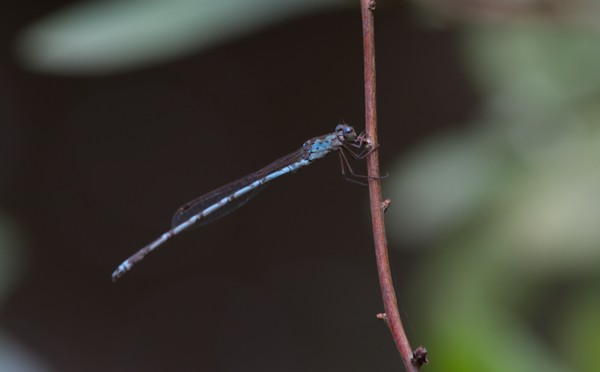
[0,214,45,371]
[388,17,600,372]
[15,0,347,75]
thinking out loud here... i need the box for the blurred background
[1,0,598,371]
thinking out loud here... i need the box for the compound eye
[337,125,356,141]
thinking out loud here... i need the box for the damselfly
[112,124,371,280]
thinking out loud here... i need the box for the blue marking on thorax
[307,134,338,161]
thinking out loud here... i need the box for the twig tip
[411,346,429,368]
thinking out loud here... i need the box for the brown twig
[360,1,421,371]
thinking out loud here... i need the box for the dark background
[0,2,476,371]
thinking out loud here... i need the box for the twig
[360,1,421,370]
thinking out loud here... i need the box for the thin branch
[359,1,421,371]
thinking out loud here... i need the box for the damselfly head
[335,124,357,142]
